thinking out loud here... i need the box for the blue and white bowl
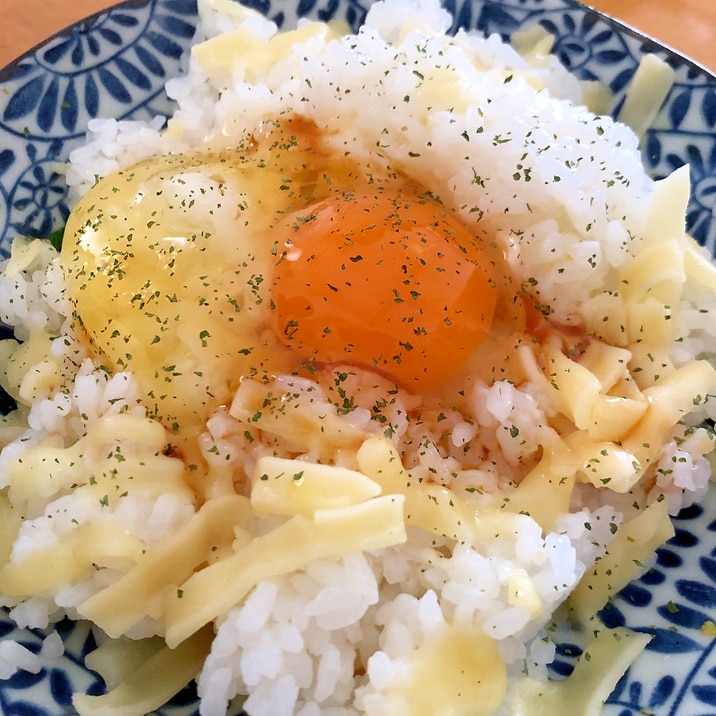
[1,0,716,714]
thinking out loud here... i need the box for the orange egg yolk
[271,185,498,389]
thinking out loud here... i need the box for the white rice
[66,3,649,338]
[1,0,715,714]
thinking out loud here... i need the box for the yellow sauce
[384,623,507,716]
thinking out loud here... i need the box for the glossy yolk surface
[271,186,498,389]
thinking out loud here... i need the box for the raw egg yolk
[271,185,498,389]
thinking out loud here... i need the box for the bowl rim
[0,0,152,79]
[2,0,716,84]
[568,0,716,81]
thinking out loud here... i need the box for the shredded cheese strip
[643,166,691,250]
[568,498,675,624]
[382,623,508,715]
[78,495,253,638]
[193,22,342,82]
[0,522,146,596]
[251,455,382,515]
[508,627,652,715]
[85,637,166,693]
[565,431,642,493]
[356,436,495,542]
[73,624,214,716]
[503,449,578,529]
[622,360,716,466]
[356,436,576,537]
[164,494,406,647]
[616,53,676,140]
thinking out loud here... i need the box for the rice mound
[1,0,716,714]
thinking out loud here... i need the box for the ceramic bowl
[1,1,716,713]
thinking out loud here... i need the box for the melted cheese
[384,623,507,716]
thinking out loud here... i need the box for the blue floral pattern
[0,619,103,714]
[598,496,716,715]
[548,488,716,715]
[0,0,196,250]
[2,0,716,714]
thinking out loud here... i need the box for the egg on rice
[1,0,716,714]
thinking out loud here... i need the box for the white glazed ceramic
[1,1,716,713]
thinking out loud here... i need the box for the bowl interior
[2,0,716,257]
